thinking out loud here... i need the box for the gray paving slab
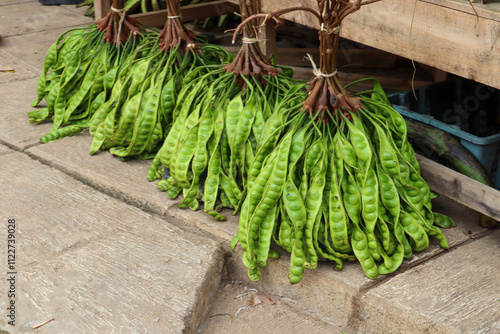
[0,28,69,78]
[361,231,500,334]
[0,2,92,84]
[27,134,242,241]
[198,280,345,333]
[2,1,92,38]
[0,49,39,83]
[0,78,52,150]
[0,145,12,155]
[0,152,224,333]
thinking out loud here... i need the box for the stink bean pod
[341,166,362,225]
[256,205,278,268]
[361,166,380,261]
[40,124,86,143]
[328,154,352,254]
[303,142,327,269]
[32,74,47,107]
[399,211,429,252]
[203,107,224,212]
[313,213,343,270]
[346,115,372,162]
[246,131,293,264]
[351,226,378,279]
[28,108,51,124]
[170,102,202,187]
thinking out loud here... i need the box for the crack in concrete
[9,148,230,334]
[0,23,90,39]
[22,148,224,245]
[0,0,32,7]
[0,139,23,153]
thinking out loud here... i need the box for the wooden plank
[227,0,500,90]
[273,47,401,68]
[94,0,500,89]
[94,0,111,20]
[417,154,500,221]
[130,1,238,28]
[259,19,276,59]
[340,0,500,90]
[422,0,500,22]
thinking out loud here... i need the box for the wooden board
[94,1,238,27]
[417,154,500,221]
[93,0,500,89]
[422,0,500,22]
[131,1,238,28]
[231,0,500,90]
[340,0,500,90]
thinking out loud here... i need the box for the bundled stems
[230,0,381,112]
[96,0,141,46]
[224,0,281,87]
[301,0,377,123]
[158,0,199,53]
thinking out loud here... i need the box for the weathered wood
[94,0,111,20]
[228,0,500,90]
[417,154,500,221]
[130,1,238,28]
[340,0,500,90]
[259,19,276,59]
[422,0,500,22]
[93,0,500,89]
[273,46,401,68]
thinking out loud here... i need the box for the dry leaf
[248,293,276,306]
[0,65,14,73]
[247,293,261,306]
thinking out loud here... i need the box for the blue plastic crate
[388,79,500,190]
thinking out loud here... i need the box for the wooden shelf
[94,0,500,90]
[253,0,500,90]
[94,1,238,26]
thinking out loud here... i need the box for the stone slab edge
[0,151,226,333]
[0,145,13,156]
[23,147,177,217]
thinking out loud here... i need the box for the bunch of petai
[29,0,455,284]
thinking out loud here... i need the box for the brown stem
[302,79,324,113]
[226,0,281,83]
[159,0,199,53]
[361,0,382,6]
[231,7,321,43]
[96,0,140,46]
[297,0,380,121]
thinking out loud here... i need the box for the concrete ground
[1,1,499,333]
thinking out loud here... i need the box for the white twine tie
[242,37,260,44]
[306,53,337,78]
[111,6,126,46]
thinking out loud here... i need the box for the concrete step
[362,232,500,334]
[198,280,343,334]
[0,151,225,333]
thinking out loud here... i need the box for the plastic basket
[388,79,500,190]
